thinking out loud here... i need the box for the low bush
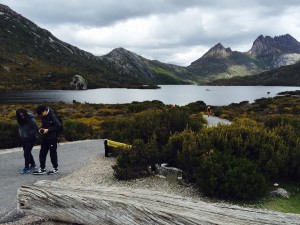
[196,154,268,200]
[63,120,93,141]
[0,122,19,149]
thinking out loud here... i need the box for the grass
[251,181,300,214]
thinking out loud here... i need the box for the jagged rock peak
[109,47,134,56]
[0,4,23,19]
[202,43,232,58]
[249,34,300,55]
[105,47,144,61]
[0,4,13,11]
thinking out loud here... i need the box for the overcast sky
[2,0,300,66]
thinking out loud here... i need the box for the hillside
[99,48,194,85]
[208,62,300,86]
[1,3,300,90]
[0,4,192,90]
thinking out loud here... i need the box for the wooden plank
[107,140,131,148]
[18,180,300,225]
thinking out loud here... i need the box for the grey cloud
[2,0,300,65]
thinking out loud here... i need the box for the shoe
[29,164,37,170]
[20,168,30,174]
[33,168,46,175]
[48,168,58,175]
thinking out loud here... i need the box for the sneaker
[20,168,30,174]
[33,168,46,175]
[48,168,58,175]
[29,164,37,170]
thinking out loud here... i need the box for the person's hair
[16,108,30,125]
[36,105,48,115]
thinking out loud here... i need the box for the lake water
[0,85,299,106]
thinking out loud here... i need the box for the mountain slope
[99,48,194,84]
[208,62,300,86]
[0,4,192,90]
[187,43,264,83]
[1,4,300,90]
[188,35,300,83]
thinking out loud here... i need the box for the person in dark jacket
[16,108,39,174]
[33,105,62,175]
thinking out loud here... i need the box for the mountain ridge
[1,3,300,90]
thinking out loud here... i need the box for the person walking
[207,105,212,117]
[16,108,39,174]
[33,105,62,175]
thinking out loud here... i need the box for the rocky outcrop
[269,188,291,199]
[99,47,193,84]
[249,34,300,56]
[202,43,233,58]
[188,34,300,82]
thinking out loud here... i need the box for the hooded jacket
[40,108,62,141]
[18,113,39,142]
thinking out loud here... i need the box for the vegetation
[0,92,299,209]
[208,62,300,86]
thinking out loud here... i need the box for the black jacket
[40,108,62,141]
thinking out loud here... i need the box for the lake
[0,85,299,106]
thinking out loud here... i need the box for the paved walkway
[0,139,104,223]
[203,115,232,127]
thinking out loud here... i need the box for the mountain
[99,48,194,84]
[249,34,300,56]
[187,43,263,83]
[208,62,300,86]
[1,3,300,90]
[187,35,300,83]
[0,4,191,90]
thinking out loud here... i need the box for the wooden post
[18,180,300,225]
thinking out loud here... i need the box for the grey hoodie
[18,113,39,142]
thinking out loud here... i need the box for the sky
[2,0,300,66]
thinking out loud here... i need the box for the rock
[157,164,182,178]
[269,188,290,199]
[70,74,88,90]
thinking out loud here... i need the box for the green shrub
[63,120,93,141]
[112,139,158,180]
[112,147,136,180]
[101,107,205,146]
[0,122,19,149]
[196,153,268,200]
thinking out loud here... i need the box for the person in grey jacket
[16,108,39,174]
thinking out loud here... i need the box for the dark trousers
[22,140,36,169]
[39,139,58,169]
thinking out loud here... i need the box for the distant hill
[208,62,300,86]
[99,48,195,85]
[187,34,300,83]
[0,4,192,90]
[1,3,300,90]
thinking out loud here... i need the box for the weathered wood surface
[18,180,300,225]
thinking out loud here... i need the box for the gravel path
[58,155,203,200]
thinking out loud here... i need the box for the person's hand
[40,128,49,134]
[43,128,49,134]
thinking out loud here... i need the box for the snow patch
[49,37,55,43]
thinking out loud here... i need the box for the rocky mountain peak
[249,34,300,55]
[202,43,232,58]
